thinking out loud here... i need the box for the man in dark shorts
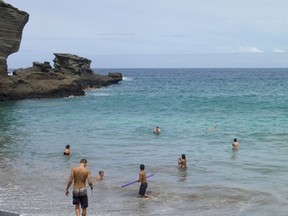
[65,158,93,216]
[138,164,148,198]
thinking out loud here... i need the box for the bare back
[69,165,92,190]
[232,141,239,150]
[179,159,187,168]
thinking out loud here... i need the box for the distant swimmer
[153,126,161,135]
[208,125,217,133]
[138,164,148,198]
[96,170,104,181]
[178,154,187,168]
[64,145,72,155]
[65,159,93,216]
[232,138,239,150]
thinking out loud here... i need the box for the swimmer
[64,145,72,155]
[153,126,161,135]
[232,138,239,150]
[96,170,104,181]
[178,154,187,168]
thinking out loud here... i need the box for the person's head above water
[80,158,87,165]
[140,164,145,170]
[153,126,160,133]
[66,145,70,149]
[181,154,186,160]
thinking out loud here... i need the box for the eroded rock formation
[0,2,122,101]
[53,53,94,75]
[0,53,122,101]
[0,1,29,76]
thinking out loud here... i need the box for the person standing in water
[153,126,161,135]
[65,158,93,216]
[64,145,72,155]
[138,164,148,198]
[232,138,239,150]
[178,154,187,168]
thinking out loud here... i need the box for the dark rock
[53,53,94,75]
[13,61,53,75]
[107,72,123,83]
[0,53,122,101]
[33,61,52,72]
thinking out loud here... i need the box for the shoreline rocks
[0,2,122,101]
[0,53,122,101]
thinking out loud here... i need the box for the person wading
[65,158,93,216]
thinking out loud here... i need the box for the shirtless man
[232,138,239,150]
[138,164,148,198]
[153,126,161,135]
[65,159,93,216]
[178,154,187,168]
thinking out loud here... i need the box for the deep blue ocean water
[0,68,288,216]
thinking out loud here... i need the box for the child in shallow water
[96,170,104,181]
[153,126,161,134]
[178,154,187,168]
[232,138,239,150]
[138,164,148,198]
[63,145,72,155]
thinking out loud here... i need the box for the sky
[5,0,288,68]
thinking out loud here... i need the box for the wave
[122,76,133,81]
[91,92,111,97]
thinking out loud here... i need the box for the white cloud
[236,46,264,53]
[272,48,285,53]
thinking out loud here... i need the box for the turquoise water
[0,68,288,215]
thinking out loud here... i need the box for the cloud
[236,46,264,53]
[272,48,285,53]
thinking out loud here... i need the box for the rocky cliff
[0,2,122,101]
[0,1,29,76]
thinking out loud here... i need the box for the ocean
[0,68,288,216]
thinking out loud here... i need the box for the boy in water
[96,170,104,181]
[138,164,148,198]
[64,145,72,155]
[232,138,239,150]
[178,154,187,168]
[153,126,161,135]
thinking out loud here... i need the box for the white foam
[93,93,111,97]
[122,76,133,81]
